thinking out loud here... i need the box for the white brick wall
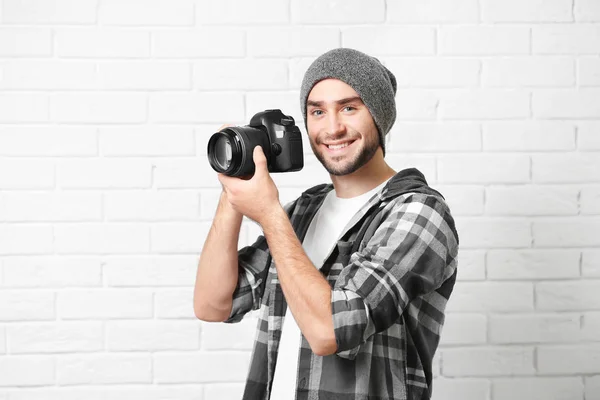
[0,0,598,399]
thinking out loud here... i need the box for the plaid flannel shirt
[225,168,459,400]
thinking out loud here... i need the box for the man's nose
[326,113,345,136]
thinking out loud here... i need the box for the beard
[309,128,380,176]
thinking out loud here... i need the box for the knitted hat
[300,48,397,156]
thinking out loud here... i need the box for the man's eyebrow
[306,96,363,108]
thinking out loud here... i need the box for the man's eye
[343,106,355,112]
[311,110,323,116]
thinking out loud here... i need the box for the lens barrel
[207,126,269,177]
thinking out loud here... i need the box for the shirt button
[299,377,307,388]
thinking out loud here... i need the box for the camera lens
[207,127,270,177]
[213,135,232,170]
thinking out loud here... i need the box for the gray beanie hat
[300,47,397,156]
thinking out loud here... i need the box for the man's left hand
[217,146,280,225]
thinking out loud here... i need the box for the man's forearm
[261,205,337,356]
[194,191,243,321]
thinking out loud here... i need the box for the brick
[538,345,600,374]
[0,291,55,321]
[97,62,191,90]
[455,218,532,249]
[578,121,600,150]
[0,225,53,255]
[387,122,481,152]
[532,153,600,183]
[245,91,302,123]
[0,356,54,386]
[199,188,223,220]
[55,29,150,58]
[439,313,486,345]
[0,127,97,156]
[537,280,600,310]
[583,250,600,277]
[57,354,152,384]
[493,377,583,400]
[432,378,490,400]
[105,191,199,221]
[154,352,251,383]
[57,159,151,189]
[486,186,578,216]
[99,0,193,26]
[385,58,480,88]
[51,93,146,123]
[103,255,196,287]
[439,26,530,55]
[54,224,150,254]
[0,93,48,122]
[292,0,384,24]
[7,322,103,354]
[290,57,316,89]
[0,387,203,400]
[2,0,96,24]
[455,250,485,281]
[106,320,199,351]
[583,312,600,341]
[489,314,580,344]
[431,185,484,217]
[578,57,600,86]
[149,93,244,123]
[155,289,195,319]
[201,317,257,350]
[377,154,437,183]
[487,250,580,280]
[0,327,5,354]
[481,0,572,22]
[579,191,600,222]
[100,126,194,157]
[151,222,211,253]
[575,0,600,21]
[533,89,600,118]
[387,0,479,23]
[446,282,534,312]
[443,347,535,377]
[204,385,245,400]
[483,57,574,87]
[534,218,600,247]
[483,121,575,151]
[439,89,530,119]
[343,26,435,56]
[154,158,220,189]
[152,28,245,58]
[248,27,339,58]
[193,60,288,90]
[586,377,600,400]
[393,89,440,120]
[197,0,289,24]
[533,25,600,54]
[3,256,101,288]
[0,60,96,90]
[0,159,54,189]
[438,154,530,184]
[0,192,102,222]
[58,289,153,319]
[0,28,51,57]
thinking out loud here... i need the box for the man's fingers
[253,146,268,173]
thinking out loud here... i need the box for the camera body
[207,109,304,177]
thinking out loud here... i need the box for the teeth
[327,142,350,150]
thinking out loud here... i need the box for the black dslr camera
[207,109,304,177]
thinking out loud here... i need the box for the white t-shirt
[269,178,390,400]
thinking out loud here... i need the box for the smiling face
[306,79,381,176]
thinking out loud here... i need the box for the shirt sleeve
[330,193,459,359]
[224,200,297,323]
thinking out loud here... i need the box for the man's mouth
[323,140,356,152]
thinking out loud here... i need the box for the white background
[0,0,599,399]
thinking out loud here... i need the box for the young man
[194,48,459,400]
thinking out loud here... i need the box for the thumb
[253,146,269,175]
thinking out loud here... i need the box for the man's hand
[217,146,280,226]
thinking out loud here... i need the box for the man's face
[306,79,381,176]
